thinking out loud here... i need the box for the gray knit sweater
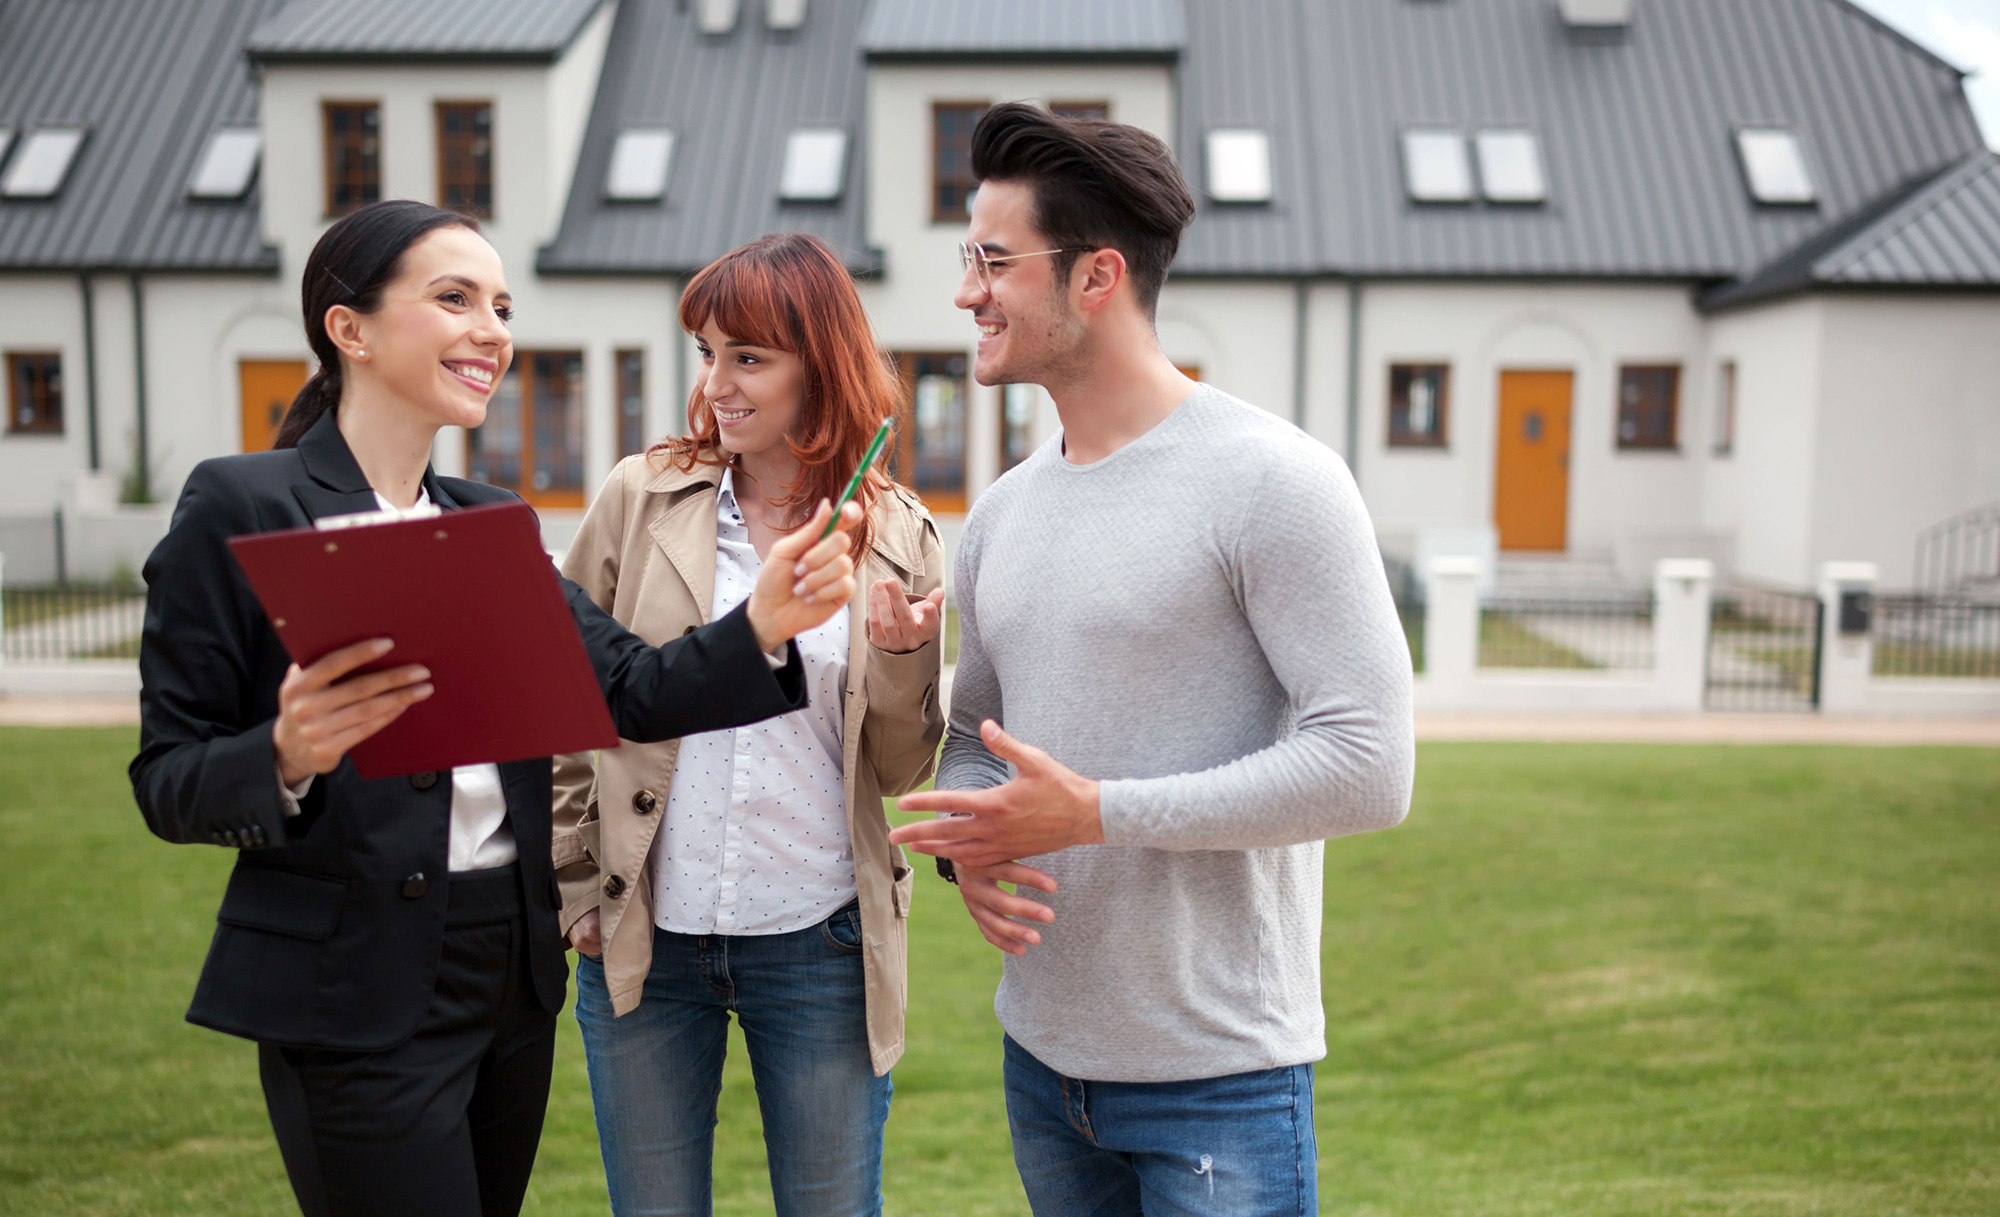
[938,384,1415,1083]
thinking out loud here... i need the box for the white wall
[1353,282,1707,561]
[1810,294,2000,588]
[0,276,90,508]
[1704,297,1824,588]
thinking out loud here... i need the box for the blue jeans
[573,902,891,1217]
[1003,1035,1317,1217]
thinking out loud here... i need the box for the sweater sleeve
[1095,445,1415,851]
[933,512,1013,793]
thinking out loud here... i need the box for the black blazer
[130,410,807,1051]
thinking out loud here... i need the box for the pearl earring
[356,349,366,358]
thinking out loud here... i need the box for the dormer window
[188,128,262,199]
[2,127,87,199]
[779,128,848,201]
[607,129,675,201]
[1736,128,1815,205]
[1475,129,1546,204]
[1205,129,1272,203]
[1402,128,1472,203]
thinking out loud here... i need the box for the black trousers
[258,864,559,1217]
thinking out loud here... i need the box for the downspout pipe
[1291,278,1309,428]
[1343,276,1363,479]
[129,273,150,503]
[79,274,100,472]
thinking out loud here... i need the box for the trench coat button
[402,873,429,899]
[682,625,696,636]
[603,874,627,899]
[409,771,439,791]
[632,789,659,815]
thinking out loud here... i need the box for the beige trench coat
[551,451,944,1076]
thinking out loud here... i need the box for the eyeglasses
[957,241,1084,293]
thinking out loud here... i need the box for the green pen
[819,417,895,539]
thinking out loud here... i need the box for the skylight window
[0,130,13,174]
[1402,128,1472,202]
[779,128,848,201]
[1736,128,1815,204]
[1205,129,1272,203]
[2,127,86,199]
[606,129,675,201]
[1475,129,1546,203]
[187,128,262,199]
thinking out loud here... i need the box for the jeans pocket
[820,904,864,955]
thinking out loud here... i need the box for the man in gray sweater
[891,103,1415,1216]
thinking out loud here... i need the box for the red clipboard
[228,501,618,780]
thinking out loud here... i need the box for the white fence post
[1653,558,1714,711]
[1817,562,1878,715]
[1424,555,1482,705]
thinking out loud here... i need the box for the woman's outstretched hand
[866,582,945,654]
[273,637,434,786]
[747,499,863,655]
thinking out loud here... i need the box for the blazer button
[603,874,627,899]
[409,771,440,791]
[682,625,696,636]
[402,872,429,899]
[632,789,659,815]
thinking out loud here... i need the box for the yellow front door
[239,360,308,453]
[1494,369,1572,551]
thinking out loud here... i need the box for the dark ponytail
[275,200,481,449]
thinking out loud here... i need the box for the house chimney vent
[697,0,741,35]
[766,0,806,30]
[1557,0,1632,27]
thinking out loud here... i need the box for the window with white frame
[607,129,675,201]
[1205,129,1272,203]
[1735,128,1815,204]
[2,127,87,198]
[1474,129,1546,203]
[779,128,848,201]
[1402,128,1472,202]
[188,128,262,199]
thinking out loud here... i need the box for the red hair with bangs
[652,233,903,559]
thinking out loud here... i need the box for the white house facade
[3,0,1998,592]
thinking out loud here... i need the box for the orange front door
[240,360,309,453]
[1494,370,1572,551]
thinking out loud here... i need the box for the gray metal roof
[1701,150,2000,309]
[859,0,1186,59]
[538,0,877,276]
[1173,0,1989,279]
[0,0,281,272]
[247,0,606,62]
[542,0,1990,284]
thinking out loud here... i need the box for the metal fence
[1871,593,2000,679]
[2,585,148,662]
[1478,593,1655,670]
[1706,587,1821,712]
[1382,553,1425,673]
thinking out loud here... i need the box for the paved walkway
[3,692,1995,745]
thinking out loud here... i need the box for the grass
[1476,613,1602,670]
[2,731,1996,1215]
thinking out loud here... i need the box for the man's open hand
[890,720,1103,867]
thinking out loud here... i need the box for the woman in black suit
[129,200,861,1217]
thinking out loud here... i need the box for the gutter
[130,273,150,503]
[79,274,100,472]
[1344,277,1363,480]
[1291,279,1308,427]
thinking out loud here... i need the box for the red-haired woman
[551,233,945,1215]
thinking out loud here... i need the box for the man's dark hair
[970,101,1195,317]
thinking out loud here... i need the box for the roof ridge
[1816,0,1970,80]
[1814,149,2000,278]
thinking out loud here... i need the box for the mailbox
[1837,589,1873,635]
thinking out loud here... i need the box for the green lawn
[1,730,1995,1215]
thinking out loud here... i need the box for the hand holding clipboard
[230,496,864,782]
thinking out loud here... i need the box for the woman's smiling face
[692,320,806,461]
[347,225,514,432]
